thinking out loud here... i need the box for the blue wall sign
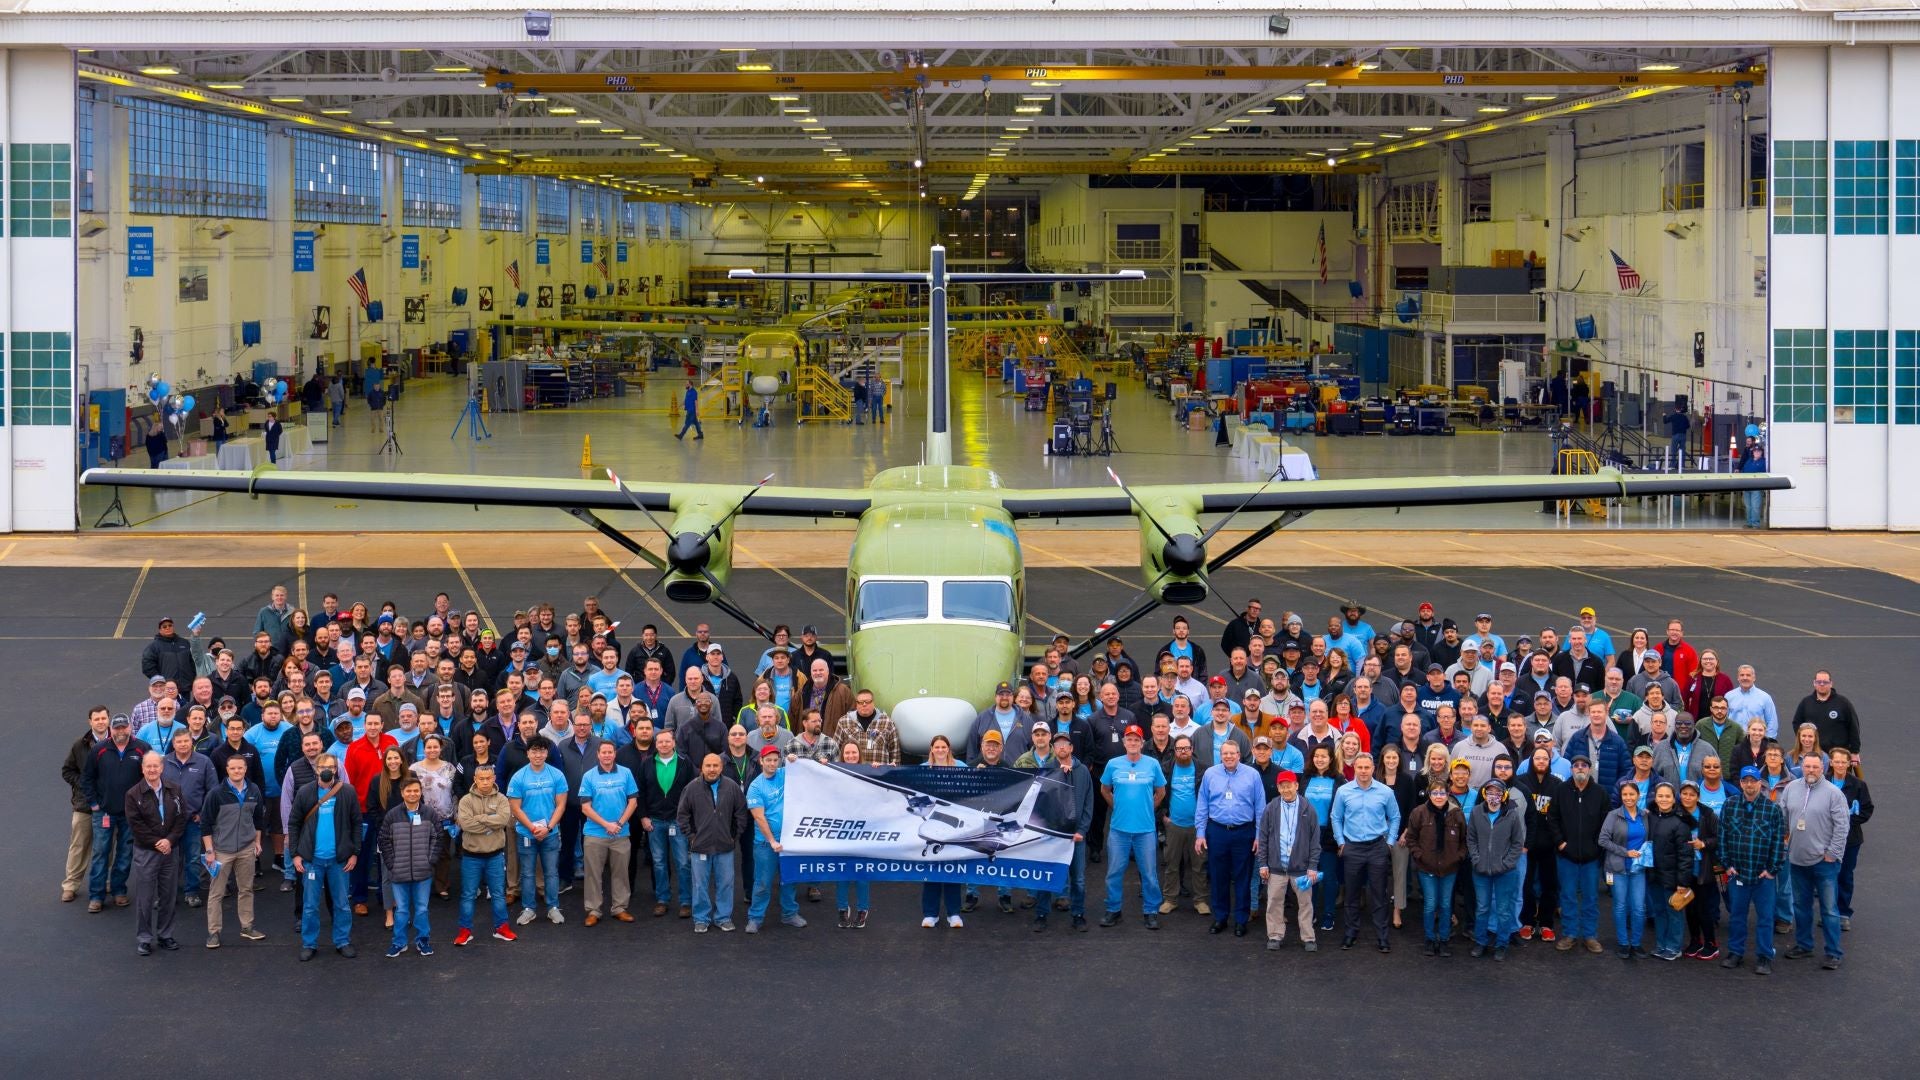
[292,230,314,272]
[128,226,154,277]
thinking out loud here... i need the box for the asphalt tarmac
[7,563,1917,1077]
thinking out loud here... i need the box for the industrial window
[1895,330,1919,425]
[1771,328,1827,424]
[127,98,269,218]
[535,176,569,233]
[1833,329,1889,424]
[618,198,637,238]
[579,186,605,234]
[669,203,685,239]
[10,143,73,238]
[76,88,94,213]
[292,131,382,225]
[1832,140,1889,236]
[399,150,463,228]
[1771,140,1826,235]
[1896,141,1919,235]
[644,202,663,239]
[9,330,72,426]
[477,174,523,231]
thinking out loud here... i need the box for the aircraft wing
[79,467,873,517]
[997,470,1791,520]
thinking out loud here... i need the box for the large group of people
[63,586,1870,974]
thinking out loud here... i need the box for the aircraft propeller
[606,470,779,639]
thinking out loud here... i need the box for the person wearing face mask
[288,753,363,961]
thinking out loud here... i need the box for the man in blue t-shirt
[577,741,638,924]
[1099,726,1167,928]
[1159,736,1204,915]
[745,747,803,933]
[506,737,568,927]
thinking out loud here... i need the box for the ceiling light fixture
[736,62,773,72]
[320,108,352,115]
[205,81,245,90]
[548,106,577,115]
[1276,94,1306,102]
[1478,105,1509,114]
[575,117,602,124]
[431,65,472,73]
[140,65,181,76]
[269,96,304,103]
[1406,125,1432,132]
[1014,105,1043,114]
[1523,94,1559,101]
[1638,62,1681,72]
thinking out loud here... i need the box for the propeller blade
[1105,466,1176,545]
[700,566,776,641]
[700,472,776,546]
[647,564,674,594]
[1068,566,1173,659]
[1198,463,1289,546]
[607,470,676,539]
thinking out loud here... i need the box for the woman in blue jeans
[1404,782,1467,956]
[1646,782,1696,960]
[918,737,966,927]
[1301,747,1344,933]
[1599,781,1652,959]
[837,741,871,928]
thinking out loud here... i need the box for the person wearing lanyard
[1098,725,1167,930]
[1329,752,1400,952]
[1599,779,1651,960]
[1195,740,1266,937]
[1256,770,1321,951]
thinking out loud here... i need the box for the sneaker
[837,909,851,929]
[1695,945,1720,961]
[1631,947,1651,960]
[1270,938,1283,952]
[1616,947,1632,960]
[1157,900,1176,914]
[1033,916,1049,933]
[1540,927,1556,942]
[1470,944,1487,959]
[1493,946,1508,962]
[997,895,1014,914]
[855,910,869,929]
[1755,957,1772,975]
[1072,915,1088,931]
[1655,949,1681,961]
[717,920,735,932]
[1720,953,1743,969]
[493,924,518,942]
[781,914,807,928]
[1822,956,1842,970]
[238,927,265,941]
[386,944,408,958]
[960,894,979,913]
[184,894,204,909]
[947,915,964,928]
[1303,941,1318,953]
[416,940,435,956]
[1437,940,1451,958]
[1195,902,1212,917]
[299,948,317,962]
[516,907,537,926]
[546,907,564,924]
[1518,926,1535,941]
[1555,936,1575,952]
[1143,915,1160,931]
[205,934,221,949]
[1784,945,1814,960]
[1840,916,1851,932]
[454,929,474,947]
[744,921,761,934]
[1099,912,1121,927]
[922,917,938,929]
[694,923,709,933]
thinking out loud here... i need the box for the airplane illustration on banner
[836,766,1059,860]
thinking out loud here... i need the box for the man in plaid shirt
[1719,765,1787,975]
[832,691,899,765]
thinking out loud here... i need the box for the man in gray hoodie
[1780,753,1850,969]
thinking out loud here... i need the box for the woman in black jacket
[1676,781,1721,959]
[1645,782,1695,961]
[1376,743,1418,930]
[1830,747,1871,930]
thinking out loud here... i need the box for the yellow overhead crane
[481,64,1763,95]
[483,158,1372,177]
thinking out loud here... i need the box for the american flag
[1610,249,1643,291]
[345,267,369,308]
[505,259,521,290]
[1317,222,1328,284]
[596,250,610,279]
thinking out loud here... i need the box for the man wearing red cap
[744,745,802,934]
[1099,725,1166,930]
[1256,769,1321,951]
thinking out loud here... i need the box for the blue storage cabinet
[1332,323,1397,386]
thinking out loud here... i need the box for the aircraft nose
[890,697,977,759]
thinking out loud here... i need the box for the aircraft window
[930,812,964,828]
[941,580,1014,627]
[855,580,928,626]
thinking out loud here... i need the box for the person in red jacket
[1656,620,1699,693]
[343,713,397,912]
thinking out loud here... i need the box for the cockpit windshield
[942,580,1014,628]
[854,578,1014,630]
[854,580,928,626]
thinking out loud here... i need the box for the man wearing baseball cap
[1719,765,1786,974]
[1547,751,1611,953]
[1098,725,1166,930]
[744,745,803,934]
[1411,602,1443,656]
[1256,769,1321,951]
[1462,613,1506,662]
[1466,778,1525,960]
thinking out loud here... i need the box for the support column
[1540,122,1575,341]
[1703,94,1747,427]
[2,48,80,530]
[1766,48,1832,528]
[1436,148,1466,267]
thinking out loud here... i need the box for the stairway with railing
[1209,247,1320,320]
[795,363,852,423]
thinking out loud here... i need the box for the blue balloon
[155,380,171,399]
[180,395,196,414]
[148,386,165,403]
[1744,424,1759,438]
[273,382,288,402]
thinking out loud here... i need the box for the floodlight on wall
[1662,220,1698,239]
[311,224,328,240]
[437,228,454,244]
[381,230,398,243]
[205,220,234,240]
[79,216,108,237]
[1560,224,1592,242]
[484,234,498,245]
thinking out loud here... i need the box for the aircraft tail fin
[1013,777,1045,828]
[926,245,951,466]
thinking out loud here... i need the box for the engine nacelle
[658,496,739,602]
[1130,491,1210,605]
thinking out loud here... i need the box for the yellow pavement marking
[1022,540,1228,626]
[1578,536,1916,621]
[441,543,495,631]
[734,540,845,616]
[296,542,308,611]
[586,541,689,638]
[1026,611,1069,639]
[112,558,154,639]
[0,541,16,563]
